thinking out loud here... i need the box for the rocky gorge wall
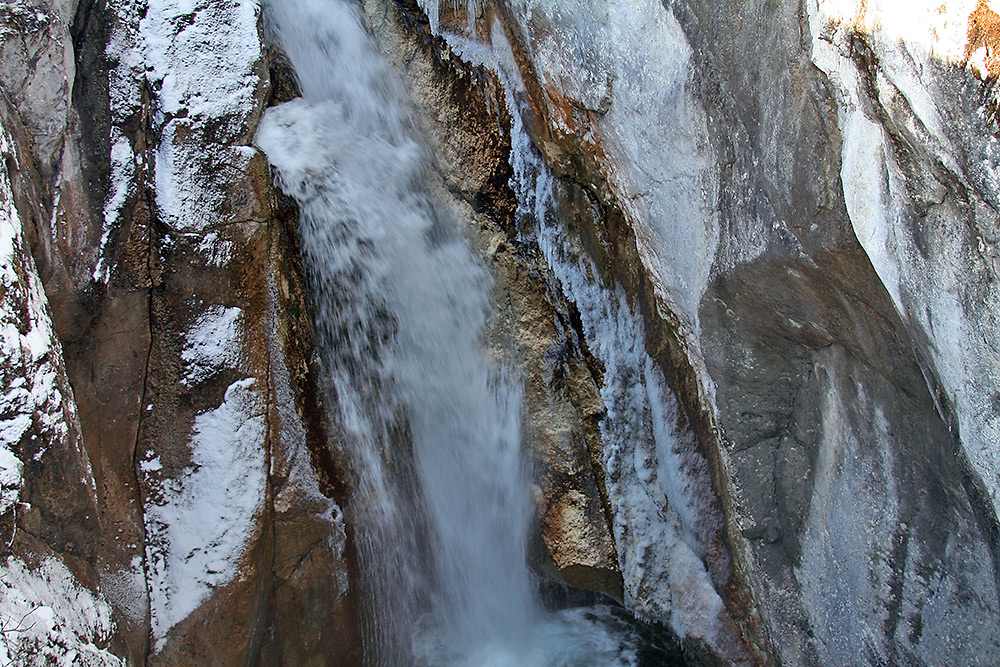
[0,0,358,664]
[369,0,1000,663]
[0,0,998,665]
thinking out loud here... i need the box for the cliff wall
[0,0,997,665]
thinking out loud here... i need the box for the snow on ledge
[180,304,243,386]
[0,556,122,666]
[143,377,267,649]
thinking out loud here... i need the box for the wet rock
[363,0,624,600]
[0,95,121,664]
[376,0,1000,664]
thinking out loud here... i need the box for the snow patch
[0,447,22,515]
[195,231,236,267]
[0,556,122,666]
[106,0,265,235]
[143,0,264,232]
[180,305,243,385]
[100,556,148,624]
[141,0,263,124]
[814,0,977,63]
[93,134,136,283]
[139,456,162,473]
[143,377,266,646]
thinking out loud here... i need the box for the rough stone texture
[1,0,362,663]
[0,93,121,664]
[383,0,1000,664]
[257,187,362,667]
[807,0,1000,532]
[680,1,1000,663]
[2,0,110,342]
[0,0,75,176]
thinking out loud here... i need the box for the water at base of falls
[413,605,685,667]
[255,0,688,664]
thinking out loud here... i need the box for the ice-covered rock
[397,0,1000,663]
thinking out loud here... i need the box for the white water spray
[257,0,535,658]
[256,0,677,664]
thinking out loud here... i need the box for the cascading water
[256,0,685,664]
[256,0,535,659]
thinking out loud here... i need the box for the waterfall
[256,0,536,658]
[255,0,681,664]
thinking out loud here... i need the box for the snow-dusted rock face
[1,0,360,663]
[0,557,120,666]
[85,0,358,662]
[0,109,121,664]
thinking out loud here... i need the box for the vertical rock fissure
[134,77,157,666]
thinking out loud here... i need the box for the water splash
[257,0,535,660]
[256,0,689,663]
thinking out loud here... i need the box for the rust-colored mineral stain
[965,0,1000,77]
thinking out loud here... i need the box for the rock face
[367,0,1000,663]
[1,0,360,664]
[2,0,999,665]
[0,2,121,663]
[0,101,121,667]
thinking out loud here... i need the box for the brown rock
[363,0,624,601]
